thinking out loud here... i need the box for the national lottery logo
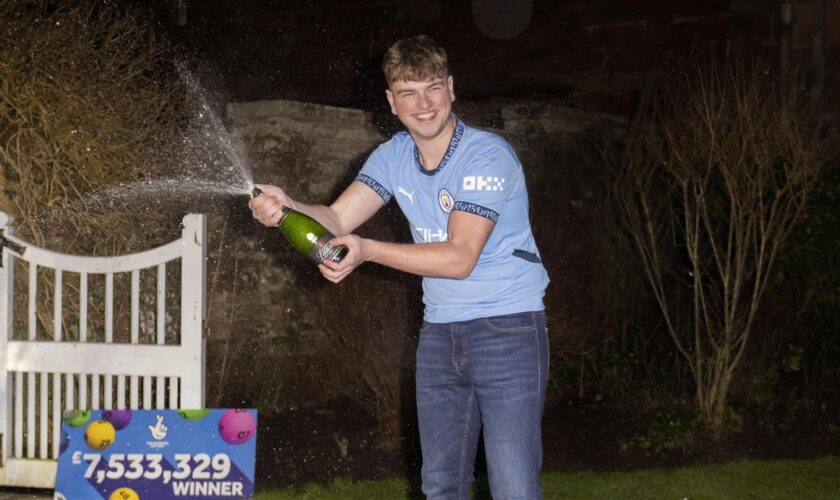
[146,413,170,449]
[148,414,168,440]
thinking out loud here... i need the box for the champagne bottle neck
[252,187,292,226]
[278,206,292,223]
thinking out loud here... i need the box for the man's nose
[417,92,431,109]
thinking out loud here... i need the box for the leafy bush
[618,409,704,456]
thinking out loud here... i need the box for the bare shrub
[608,53,825,433]
[0,0,197,254]
[305,206,418,450]
[314,281,416,448]
[0,1,243,379]
[522,124,634,403]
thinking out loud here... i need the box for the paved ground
[0,488,52,499]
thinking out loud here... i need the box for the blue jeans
[416,311,549,500]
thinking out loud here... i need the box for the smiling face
[386,75,456,144]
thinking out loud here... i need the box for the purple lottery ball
[101,409,132,430]
[218,409,256,445]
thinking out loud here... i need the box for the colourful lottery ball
[62,409,91,428]
[218,409,255,445]
[101,409,132,430]
[109,487,139,500]
[85,420,116,450]
[178,408,210,421]
[59,430,70,455]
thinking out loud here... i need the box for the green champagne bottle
[252,187,348,264]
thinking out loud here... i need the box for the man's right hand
[249,183,294,227]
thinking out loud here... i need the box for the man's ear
[385,89,397,115]
[447,75,455,103]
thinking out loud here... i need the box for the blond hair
[382,35,449,84]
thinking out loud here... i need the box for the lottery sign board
[54,408,257,499]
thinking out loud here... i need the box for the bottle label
[312,235,348,263]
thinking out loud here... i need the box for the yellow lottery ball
[109,487,139,500]
[85,420,116,450]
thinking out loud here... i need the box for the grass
[253,455,840,499]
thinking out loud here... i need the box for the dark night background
[146,0,839,117]
[145,0,840,489]
[1,0,839,496]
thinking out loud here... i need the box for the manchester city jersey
[356,116,549,323]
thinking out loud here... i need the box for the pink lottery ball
[218,409,255,445]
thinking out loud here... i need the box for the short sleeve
[355,146,393,203]
[453,144,521,223]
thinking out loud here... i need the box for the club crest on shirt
[438,189,454,213]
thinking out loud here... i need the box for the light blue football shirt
[356,116,549,323]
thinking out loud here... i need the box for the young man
[250,35,549,499]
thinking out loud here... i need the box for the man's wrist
[360,237,376,264]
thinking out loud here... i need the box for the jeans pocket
[482,312,537,333]
[419,321,432,335]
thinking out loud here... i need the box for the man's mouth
[414,111,436,121]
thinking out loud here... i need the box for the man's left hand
[319,234,367,283]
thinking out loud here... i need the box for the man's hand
[249,184,293,227]
[319,234,368,283]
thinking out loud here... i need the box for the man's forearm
[363,239,477,280]
[289,182,385,236]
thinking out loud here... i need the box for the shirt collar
[413,115,464,176]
